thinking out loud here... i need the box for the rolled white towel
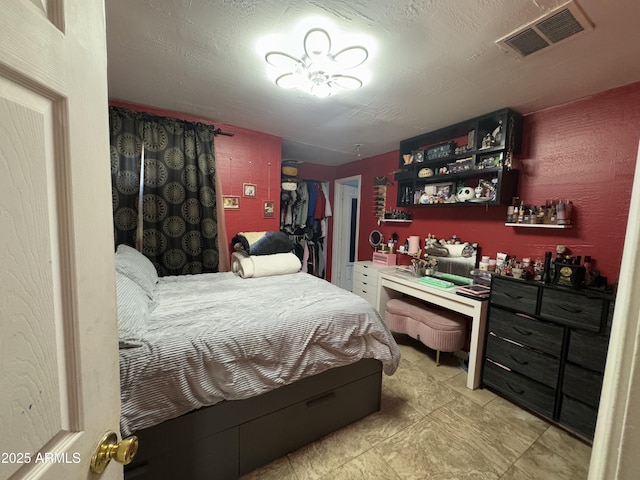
[232,252,301,278]
[231,252,252,277]
[231,251,244,270]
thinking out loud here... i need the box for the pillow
[115,271,150,348]
[114,244,158,299]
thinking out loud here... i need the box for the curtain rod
[213,127,234,137]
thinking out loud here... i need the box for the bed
[114,244,400,479]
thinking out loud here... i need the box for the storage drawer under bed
[125,427,238,480]
[239,371,381,475]
[125,359,383,480]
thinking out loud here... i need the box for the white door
[0,2,122,480]
[588,140,640,479]
[331,176,361,291]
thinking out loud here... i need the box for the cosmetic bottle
[543,251,552,283]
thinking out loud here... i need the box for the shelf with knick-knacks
[505,199,574,228]
[395,108,522,207]
[380,210,412,223]
[504,223,572,229]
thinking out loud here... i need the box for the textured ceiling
[106,0,640,166]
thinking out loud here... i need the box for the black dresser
[482,275,613,441]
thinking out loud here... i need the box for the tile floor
[241,335,592,480]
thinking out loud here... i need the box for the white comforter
[119,271,400,435]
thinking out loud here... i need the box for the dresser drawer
[567,329,609,372]
[483,360,555,418]
[559,395,598,440]
[485,334,559,388]
[354,270,379,288]
[488,307,564,357]
[354,262,379,275]
[491,277,539,316]
[562,363,604,409]
[354,263,380,285]
[352,279,377,306]
[539,288,605,332]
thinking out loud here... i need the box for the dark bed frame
[124,358,383,480]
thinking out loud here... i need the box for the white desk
[377,271,488,390]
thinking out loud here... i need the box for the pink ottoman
[385,297,467,365]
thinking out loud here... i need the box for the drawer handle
[506,382,525,395]
[306,391,336,408]
[512,326,533,336]
[558,305,582,314]
[505,292,523,300]
[509,354,529,365]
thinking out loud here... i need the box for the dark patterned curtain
[110,106,228,276]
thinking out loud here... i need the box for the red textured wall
[109,101,282,248]
[341,82,640,284]
[213,127,281,236]
[112,80,640,284]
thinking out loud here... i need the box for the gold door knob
[90,431,138,474]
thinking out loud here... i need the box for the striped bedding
[119,271,401,436]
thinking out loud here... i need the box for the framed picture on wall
[243,183,257,197]
[223,196,240,209]
[263,201,275,218]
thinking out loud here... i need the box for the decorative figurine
[457,186,475,202]
[481,132,494,149]
[492,120,503,145]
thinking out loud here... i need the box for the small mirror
[369,230,383,249]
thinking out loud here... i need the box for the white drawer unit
[353,261,389,310]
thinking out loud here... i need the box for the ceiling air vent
[497,1,593,58]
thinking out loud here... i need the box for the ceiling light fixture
[355,143,363,160]
[265,28,369,98]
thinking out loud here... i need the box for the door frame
[330,175,361,288]
[589,140,640,479]
[1,1,121,479]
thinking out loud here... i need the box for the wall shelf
[379,219,413,223]
[395,108,523,208]
[505,223,572,229]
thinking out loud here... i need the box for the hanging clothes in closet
[280,179,332,279]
